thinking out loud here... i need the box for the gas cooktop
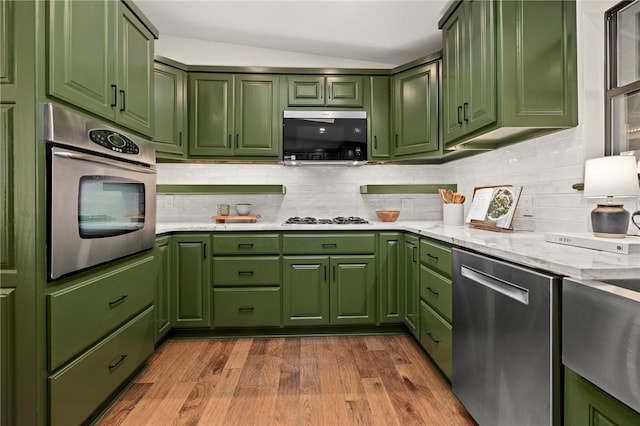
[283,216,369,225]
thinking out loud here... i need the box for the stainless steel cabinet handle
[108,294,128,307]
[52,150,156,174]
[108,353,128,370]
[461,265,530,305]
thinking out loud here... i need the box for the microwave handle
[52,150,156,174]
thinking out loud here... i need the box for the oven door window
[78,176,145,238]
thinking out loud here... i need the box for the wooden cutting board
[212,215,259,223]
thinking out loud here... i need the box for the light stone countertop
[156,220,640,281]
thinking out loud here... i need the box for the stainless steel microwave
[282,110,367,165]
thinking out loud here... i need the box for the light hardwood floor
[96,335,476,425]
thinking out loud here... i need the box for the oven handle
[53,150,156,174]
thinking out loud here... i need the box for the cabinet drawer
[419,239,452,277]
[419,300,452,378]
[212,257,281,286]
[214,287,281,327]
[49,306,154,426]
[419,265,452,322]
[282,233,375,254]
[212,233,280,255]
[48,256,155,370]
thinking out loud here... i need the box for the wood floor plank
[95,335,476,426]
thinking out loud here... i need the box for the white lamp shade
[583,155,639,199]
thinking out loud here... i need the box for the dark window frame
[605,0,640,155]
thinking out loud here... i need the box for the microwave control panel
[89,130,140,154]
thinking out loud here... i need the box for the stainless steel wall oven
[42,103,156,280]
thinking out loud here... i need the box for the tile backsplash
[157,125,638,234]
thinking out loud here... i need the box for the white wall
[157,0,640,234]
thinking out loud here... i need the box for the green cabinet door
[392,63,439,157]
[330,255,376,325]
[48,0,117,119]
[154,236,172,343]
[234,74,280,157]
[283,256,330,326]
[369,76,391,159]
[326,76,364,107]
[378,232,404,323]
[1,104,15,273]
[115,2,154,136]
[287,75,364,107]
[172,234,211,328]
[188,73,234,156]
[564,368,640,426]
[153,62,187,157]
[442,0,496,144]
[403,234,419,337]
[0,289,15,426]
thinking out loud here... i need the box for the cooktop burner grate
[283,216,369,225]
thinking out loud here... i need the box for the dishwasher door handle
[461,265,529,305]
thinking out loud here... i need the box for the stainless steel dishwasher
[451,248,561,426]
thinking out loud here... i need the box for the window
[606,0,640,157]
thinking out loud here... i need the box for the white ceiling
[135,0,454,67]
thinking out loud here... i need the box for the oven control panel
[89,130,140,154]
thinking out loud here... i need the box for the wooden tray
[212,215,259,223]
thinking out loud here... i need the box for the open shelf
[359,184,457,194]
[156,184,286,194]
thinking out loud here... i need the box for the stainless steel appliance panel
[452,249,560,426]
[43,103,156,280]
[562,277,640,413]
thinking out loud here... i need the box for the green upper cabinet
[287,75,365,107]
[189,73,280,158]
[440,0,577,149]
[48,0,156,136]
[153,61,187,158]
[369,76,391,160]
[1,0,16,93]
[392,62,439,158]
[441,0,495,144]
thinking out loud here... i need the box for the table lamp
[583,155,639,238]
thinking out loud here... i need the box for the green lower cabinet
[154,236,172,343]
[403,234,419,337]
[419,300,452,378]
[49,306,154,426]
[378,232,404,324]
[172,234,211,328]
[1,289,15,426]
[213,287,281,327]
[283,255,376,326]
[564,368,640,426]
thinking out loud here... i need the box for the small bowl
[376,210,400,222]
[235,204,252,216]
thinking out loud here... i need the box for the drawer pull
[238,271,254,276]
[322,243,337,249]
[238,243,254,249]
[425,332,440,344]
[426,286,439,296]
[108,294,128,307]
[426,253,439,261]
[108,353,128,370]
[238,306,255,312]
